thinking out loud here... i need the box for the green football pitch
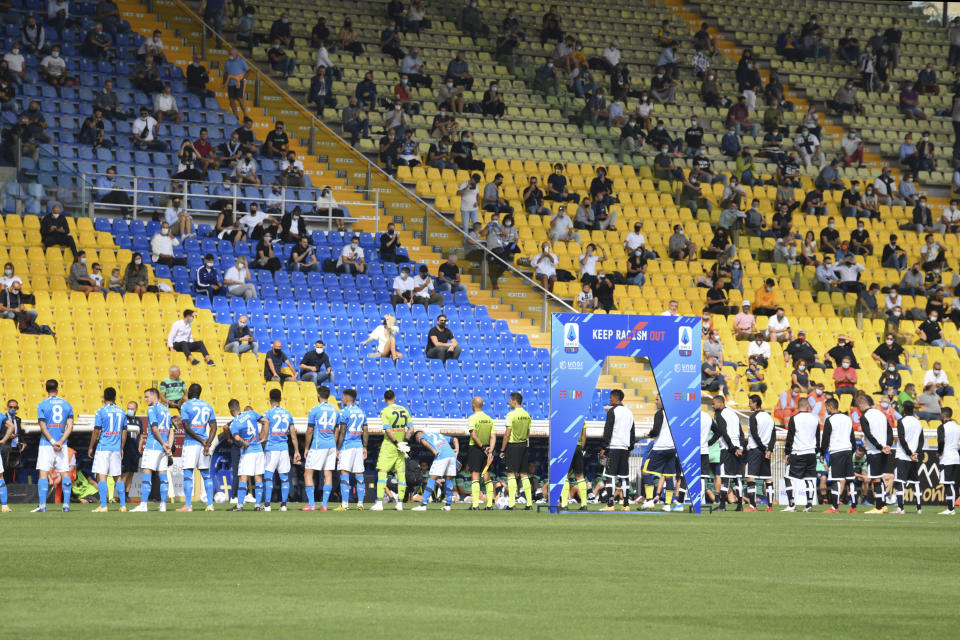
[4,505,957,639]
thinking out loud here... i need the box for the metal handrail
[164,0,577,327]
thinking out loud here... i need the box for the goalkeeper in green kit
[371,390,412,511]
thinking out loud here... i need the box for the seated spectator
[523,176,550,216]
[412,265,443,307]
[914,385,942,421]
[186,53,213,98]
[153,83,181,125]
[216,131,243,169]
[299,339,333,388]
[40,203,78,256]
[261,121,288,158]
[67,250,100,294]
[215,203,245,243]
[795,126,825,167]
[916,62,939,95]
[667,224,697,262]
[390,266,415,306]
[879,364,901,393]
[341,97,369,146]
[848,220,873,256]
[224,315,258,355]
[267,38,295,78]
[924,361,954,397]
[280,150,305,188]
[732,301,757,340]
[802,186,827,217]
[136,29,165,63]
[0,277,35,323]
[81,23,111,59]
[309,65,336,113]
[481,82,505,119]
[195,253,223,299]
[832,357,858,395]
[899,82,926,120]
[379,128,401,173]
[337,236,366,275]
[223,256,256,300]
[354,71,377,111]
[480,173,512,214]
[173,140,203,181]
[748,335,770,368]
[425,314,461,361]
[131,106,167,151]
[149,223,184,268]
[765,306,792,342]
[239,203,280,242]
[378,223,405,263]
[95,0,126,36]
[531,242,558,293]
[533,57,560,95]
[247,232,280,273]
[917,310,960,356]
[131,54,163,94]
[361,314,402,361]
[233,151,259,185]
[167,309,215,366]
[280,206,308,243]
[452,131,484,172]
[576,281,597,312]
[593,272,615,312]
[549,205,580,244]
[701,355,729,396]
[163,196,193,239]
[39,44,67,91]
[380,20,404,62]
[286,236,319,273]
[436,254,466,293]
[264,340,296,383]
[704,279,733,315]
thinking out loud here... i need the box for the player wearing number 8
[371,390,412,511]
[33,379,75,513]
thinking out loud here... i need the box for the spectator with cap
[299,339,333,388]
[223,315,257,355]
[732,301,757,340]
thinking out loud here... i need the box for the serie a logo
[564,323,580,353]
[678,326,693,356]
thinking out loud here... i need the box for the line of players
[10,378,541,513]
[703,392,960,515]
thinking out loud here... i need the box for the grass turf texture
[4,505,956,639]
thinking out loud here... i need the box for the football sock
[263,471,273,505]
[764,481,774,506]
[746,481,757,507]
[578,479,588,505]
[422,477,436,506]
[321,483,332,508]
[200,470,212,507]
[116,481,126,508]
[254,481,263,506]
[560,480,569,508]
[485,481,494,507]
[279,472,289,504]
[140,473,152,506]
[38,477,48,508]
[158,473,168,504]
[719,482,729,508]
[376,471,387,501]
[895,481,905,509]
[848,481,858,507]
[644,483,654,500]
[306,483,315,507]
[947,484,956,512]
[0,478,6,506]
[507,476,517,507]
[621,479,630,507]
[786,481,795,507]
[98,480,108,509]
[913,481,921,510]
[355,474,365,504]
[61,477,72,506]
[830,481,840,508]
[735,479,743,507]
[396,468,406,502]
[236,480,246,507]
[665,477,675,504]
[472,480,481,506]
[340,474,350,507]
[182,469,194,507]
[804,479,814,507]
[444,478,454,505]
[522,477,532,505]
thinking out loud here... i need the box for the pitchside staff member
[466,396,496,510]
[600,389,635,512]
[560,424,588,511]
[643,395,681,511]
[783,398,819,513]
[937,408,960,515]
[499,392,532,510]
[712,395,744,512]
[820,397,857,514]
[857,396,894,515]
[745,394,775,512]
[893,401,924,515]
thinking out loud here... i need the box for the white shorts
[305,447,337,471]
[181,445,211,470]
[264,450,291,474]
[338,447,365,474]
[429,456,457,478]
[36,446,69,472]
[141,449,169,472]
[238,451,265,477]
[92,450,122,476]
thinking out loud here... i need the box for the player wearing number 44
[304,385,339,511]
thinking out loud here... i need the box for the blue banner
[549,313,702,513]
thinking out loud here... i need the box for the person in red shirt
[394,75,420,115]
[193,127,218,172]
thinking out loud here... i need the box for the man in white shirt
[223,256,256,300]
[923,361,954,397]
[39,46,67,88]
[600,41,621,72]
[138,30,165,63]
[153,83,181,124]
[872,167,904,206]
[131,107,167,150]
[457,173,481,231]
[314,185,344,231]
[747,336,771,365]
[412,265,443,307]
[150,222,186,267]
[623,222,647,254]
[280,150,305,187]
[234,152,259,185]
[391,265,415,306]
[530,242,558,293]
[942,199,960,233]
[3,45,24,85]
[336,236,366,275]
[163,196,193,238]
[399,47,431,88]
[167,309,214,366]
[834,256,867,295]
[239,203,280,240]
[549,205,579,244]
[765,307,792,342]
[794,127,825,167]
[660,299,679,316]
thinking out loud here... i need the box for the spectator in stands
[93,167,130,214]
[378,127,401,174]
[362,314,402,361]
[873,332,908,372]
[917,62,938,95]
[918,310,960,356]
[264,340,295,383]
[899,82,926,121]
[120,252,147,297]
[287,236,320,273]
[245,232,279,273]
[479,82,505,119]
[172,140,203,181]
[222,48,250,119]
[539,5,563,44]
[0,68,16,111]
[337,236,366,275]
[436,254,466,294]
[280,206,308,244]
[19,100,50,145]
[873,166,903,206]
[2,42,24,87]
[724,95,756,138]
[451,132,484,172]
[259,121,287,158]
[0,278,34,323]
[678,173,711,216]
[341,97,369,146]
[295,338,334,388]
[40,203,78,257]
[573,197,594,230]
[67,251,99,294]
[131,54,163,94]
[131,106,167,151]
[168,309,214,366]
[533,57,559,95]
[195,254,223,299]
[831,357,857,395]
[543,163,577,204]
[795,126,825,168]
[312,186,342,231]
[90,80,122,121]
[667,224,696,262]
[223,256,256,300]
[461,1,488,40]
[916,384,942,421]
[185,53,213,99]
[412,265,443,307]
[309,66,336,113]
[278,150,305,188]
[617,116,643,162]
[920,234,948,271]
[910,196,943,235]
[531,242,558,293]
[850,220,874,255]
[479,173,511,214]
[543,205,576,245]
[834,255,866,295]
[215,203,245,243]
[192,128,217,172]
[163,196,192,239]
[649,66,676,104]
[701,355,729,397]
[20,14,46,57]
[337,17,363,55]
[268,11,292,47]
[569,62,597,99]
[136,29,165,63]
[407,0,428,34]
[838,27,861,63]
[390,266,415,306]
[829,80,865,118]
[523,176,550,216]
[233,151,258,185]
[379,20,404,62]
[924,361,954,397]
[150,223,184,268]
[39,44,67,92]
[79,108,106,149]
[223,315,257,355]
[576,281,597,312]
[839,128,864,168]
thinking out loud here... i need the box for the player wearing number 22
[335,389,368,511]
[177,384,218,512]
[33,379,75,513]
[372,389,412,511]
[304,385,338,511]
[227,400,268,512]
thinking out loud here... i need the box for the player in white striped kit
[700,409,719,505]
[712,395,743,512]
[783,398,820,512]
[937,407,959,515]
[893,401,924,515]
[858,396,894,515]
[819,397,857,514]
[744,395,775,512]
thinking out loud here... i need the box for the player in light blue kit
[227,399,268,511]
[178,383,218,512]
[34,379,75,513]
[131,388,174,512]
[412,429,459,511]
[88,387,127,513]
[263,388,301,512]
[335,389,368,510]
[304,385,339,511]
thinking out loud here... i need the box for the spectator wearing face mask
[917,311,960,356]
[878,363,901,393]
[337,236,366,276]
[832,357,858,396]
[531,242,558,293]
[150,222,186,267]
[195,253,222,299]
[299,339,333,387]
[425,314,461,361]
[223,256,256,300]
[168,309,215,366]
[224,315,258,355]
[264,339,296,383]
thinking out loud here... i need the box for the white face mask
[161,228,169,235]
[842,363,850,369]
[205,262,214,268]
[134,258,141,265]
[315,347,324,354]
